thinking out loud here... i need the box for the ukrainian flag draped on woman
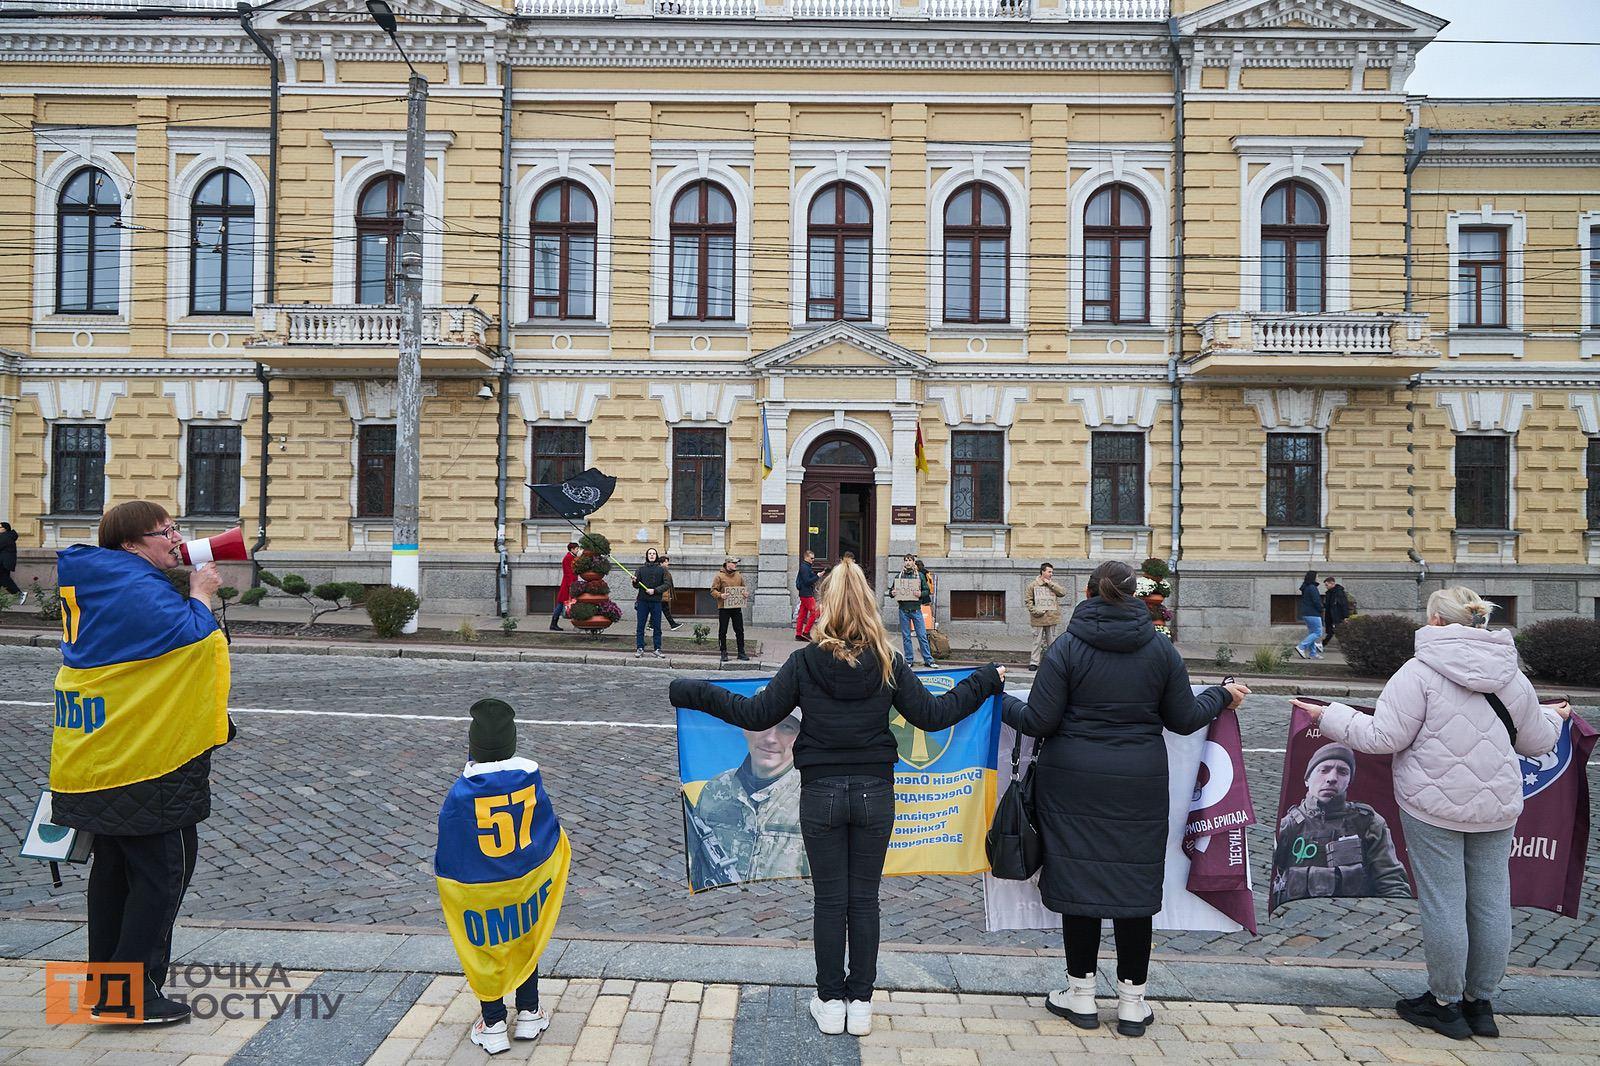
[435,757,571,1000]
[49,544,230,796]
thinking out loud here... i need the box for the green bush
[1336,612,1422,678]
[240,587,268,606]
[365,585,421,638]
[568,602,600,622]
[578,532,612,557]
[574,553,612,578]
[1214,644,1235,669]
[31,583,62,623]
[1140,557,1171,580]
[1517,617,1600,687]
[0,589,17,612]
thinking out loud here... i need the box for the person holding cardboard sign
[711,557,749,662]
[888,554,935,668]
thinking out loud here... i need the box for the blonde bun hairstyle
[1427,586,1495,629]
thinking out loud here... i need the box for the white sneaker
[1045,974,1100,1029]
[1294,646,1308,659]
[17,592,26,605]
[1115,980,1155,1038]
[513,1009,548,1040]
[846,999,873,1036]
[635,649,644,658]
[470,1018,510,1054]
[809,995,846,1035]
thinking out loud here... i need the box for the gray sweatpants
[1399,809,1514,1003]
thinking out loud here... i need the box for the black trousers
[1062,914,1152,985]
[800,776,895,1002]
[0,566,18,596]
[87,826,199,1001]
[480,969,539,1025]
[717,607,745,655]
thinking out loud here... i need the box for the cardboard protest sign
[675,668,1001,893]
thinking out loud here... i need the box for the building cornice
[17,357,261,377]
[1415,133,1600,169]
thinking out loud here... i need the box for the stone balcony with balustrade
[515,0,1164,19]
[1188,311,1438,379]
[248,304,497,371]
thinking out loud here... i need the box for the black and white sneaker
[669,621,684,632]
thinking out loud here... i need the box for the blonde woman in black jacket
[670,559,1003,1038]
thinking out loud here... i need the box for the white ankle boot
[1045,974,1100,1029]
[1115,980,1154,1037]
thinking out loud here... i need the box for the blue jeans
[1298,614,1324,657]
[635,600,663,651]
[480,969,538,1025]
[899,608,933,665]
[800,776,895,1002]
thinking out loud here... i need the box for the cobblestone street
[2,647,1596,972]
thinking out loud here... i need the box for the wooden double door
[799,432,876,587]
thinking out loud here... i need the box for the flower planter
[579,571,604,583]
[1142,593,1165,607]
[577,592,608,604]
[572,616,614,630]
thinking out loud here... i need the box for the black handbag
[986,730,1042,880]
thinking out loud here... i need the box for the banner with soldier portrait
[675,668,1002,893]
[1273,702,1596,917]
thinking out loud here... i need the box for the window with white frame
[357,424,397,518]
[951,430,1005,523]
[1446,207,1525,337]
[52,423,106,515]
[942,182,1010,324]
[1587,224,1599,332]
[1455,435,1510,531]
[1266,433,1321,527]
[355,175,403,306]
[1083,185,1150,325]
[1586,438,1599,531]
[671,428,726,521]
[807,182,872,322]
[1090,431,1144,525]
[1260,179,1328,314]
[530,181,597,320]
[530,426,586,518]
[56,168,122,315]
[190,170,256,316]
[669,182,736,322]
[1457,226,1507,328]
[186,424,242,517]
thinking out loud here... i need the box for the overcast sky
[1408,1,1600,97]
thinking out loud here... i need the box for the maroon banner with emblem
[1274,703,1595,918]
[1182,708,1258,934]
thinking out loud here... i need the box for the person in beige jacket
[710,557,749,662]
[1024,564,1069,670]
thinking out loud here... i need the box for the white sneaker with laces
[470,1018,510,1054]
[809,995,846,1035]
[513,1009,549,1041]
[1045,974,1101,1029]
[634,649,644,658]
[17,592,26,605]
[652,649,665,658]
[846,999,873,1036]
[1294,645,1308,659]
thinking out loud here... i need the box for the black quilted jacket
[53,722,232,836]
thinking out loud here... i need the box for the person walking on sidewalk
[551,542,578,631]
[1001,560,1248,1038]
[1025,563,1068,671]
[711,557,750,662]
[660,556,684,632]
[795,550,823,641]
[0,521,22,600]
[888,554,935,668]
[50,500,234,1026]
[669,559,1003,1039]
[1293,587,1565,1042]
[437,699,567,1055]
[1294,571,1324,659]
[1321,576,1351,646]
[631,548,667,658]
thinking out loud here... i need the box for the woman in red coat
[551,542,578,631]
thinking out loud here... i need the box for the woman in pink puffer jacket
[1294,587,1567,1043]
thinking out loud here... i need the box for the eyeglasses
[140,523,182,541]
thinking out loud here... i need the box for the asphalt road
[2,647,1595,971]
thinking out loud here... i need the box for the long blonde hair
[1427,586,1495,628]
[809,558,899,689]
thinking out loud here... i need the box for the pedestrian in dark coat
[1295,571,1324,660]
[1321,576,1351,644]
[0,521,20,597]
[1002,559,1247,1037]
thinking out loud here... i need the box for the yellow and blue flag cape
[435,757,571,1000]
[49,545,231,795]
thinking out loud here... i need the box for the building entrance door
[799,432,876,587]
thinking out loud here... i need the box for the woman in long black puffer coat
[1003,560,1248,1038]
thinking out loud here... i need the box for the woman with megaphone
[48,500,236,1026]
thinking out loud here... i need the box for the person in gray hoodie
[1294,586,1567,1042]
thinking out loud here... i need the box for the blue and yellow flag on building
[435,758,571,1000]
[49,545,231,796]
[760,406,774,479]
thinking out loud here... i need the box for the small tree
[238,569,367,633]
[365,585,422,638]
[30,582,62,623]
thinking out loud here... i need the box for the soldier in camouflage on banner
[686,710,808,890]
[1270,742,1411,911]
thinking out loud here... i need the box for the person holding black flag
[632,548,668,659]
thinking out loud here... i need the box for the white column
[0,397,13,523]
[753,400,792,625]
[888,407,920,559]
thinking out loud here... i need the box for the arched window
[943,181,1009,324]
[1083,183,1150,324]
[356,174,403,305]
[669,181,735,321]
[191,169,256,315]
[530,180,597,320]
[1261,179,1327,313]
[57,166,121,315]
[807,182,871,321]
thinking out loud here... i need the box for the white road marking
[0,699,674,729]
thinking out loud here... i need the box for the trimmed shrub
[569,578,609,597]
[365,585,421,638]
[31,583,62,623]
[240,587,268,606]
[1517,617,1600,687]
[568,602,600,622]
[578,532,612,557]
[1140,557,1171,580]
[574,553,612,578]
[1337,612,1422,678]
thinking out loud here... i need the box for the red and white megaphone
[178,527,250,566]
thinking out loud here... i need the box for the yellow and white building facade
[1,0,1596,642]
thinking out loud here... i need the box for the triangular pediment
[1179,0,1446,36]
[258,0,505,29]
[750,323,930,374]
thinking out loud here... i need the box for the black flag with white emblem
[529,467,618,519]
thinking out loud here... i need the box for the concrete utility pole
[368,0,426,632]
